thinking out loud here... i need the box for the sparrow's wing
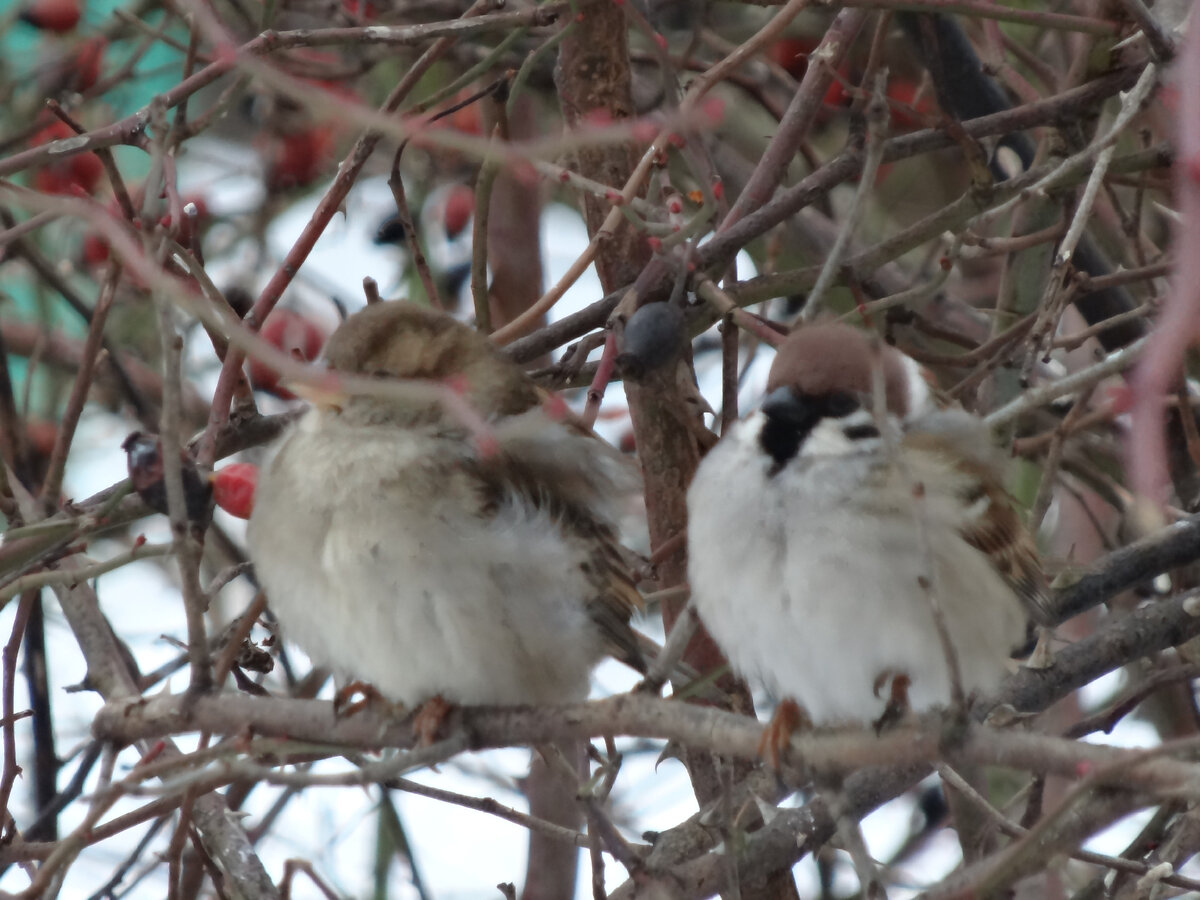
[902,423,1054,626]
[576,525,647,674]
[468,411,647,673]
[956,483,1054,625]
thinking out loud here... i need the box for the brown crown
[766,323,910,418]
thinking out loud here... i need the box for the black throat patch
[759,390,859,475]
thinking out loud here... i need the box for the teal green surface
[2,0,189,407]
[3,0,183,106]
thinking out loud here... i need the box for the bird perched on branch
[247,300,644,736]
[122,431,213,528]
[687,323,1050,757]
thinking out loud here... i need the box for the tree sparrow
[687,323,1049,740]
[247,301,644,725]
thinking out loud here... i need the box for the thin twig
[801,70,889,322]
[39,266,121,506]
[986,337,1147,429]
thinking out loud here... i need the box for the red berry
[340,0,377,18]
[69,151,103,189]
[81,232,109,265]
[886,79,935,131]
[266,127,335,191]
[441,184,475,239]
[766,38,817,79]
[20,0,81,33]
[699,96,725,126]
[32,168,71,195]
[212,463,258,519]
[30,122,103,196]
[248,311,326,398]
[33,121,71,143]
[72,37,106,92]
[428,90,484,138]
[24,419,58,457]
[823,80,849,109]
[159,195,209,245]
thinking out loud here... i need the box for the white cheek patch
[795,410,887,460]
[900,355,935,419]
[797,418,858,458]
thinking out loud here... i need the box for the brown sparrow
[687,323,1049,737]
[247,301,644,719]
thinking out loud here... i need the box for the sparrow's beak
[761,386,806,422]
[285,378,347,412]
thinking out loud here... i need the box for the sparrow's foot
[333,680,384,718]
[872,671,912,734]
[757,698,811,769]
[412,694,454,746]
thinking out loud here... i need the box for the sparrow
[246,300,644,726]
[122,431,213,527]
[687,323,1050,744]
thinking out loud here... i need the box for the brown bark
[488,95,547,333]
[521,741,584,900]
[480,84,578,900]
[554,4,797,898]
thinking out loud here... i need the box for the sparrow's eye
[821,392,859,419]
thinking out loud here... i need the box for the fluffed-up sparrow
[248,300,644,724]
[687,323,1049,740]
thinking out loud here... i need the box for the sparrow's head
[319,301,538,424]
[757,324,911,469]
[122,431,164,487]
[766,324,909,416]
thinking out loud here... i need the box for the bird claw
[757,698,811,769]
[872,671,912,734]
[332,680,385,718]
[411,694,454,746]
